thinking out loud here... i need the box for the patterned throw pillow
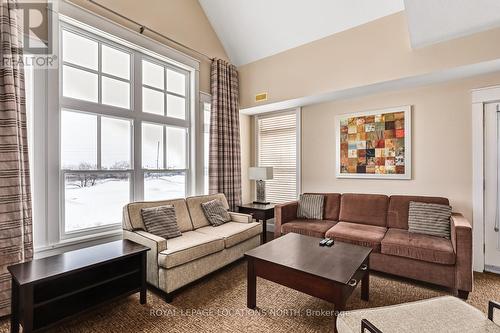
[408,201,452,239]
[201,199,231,227]
[141,205,182,239]
[297,194,325,220]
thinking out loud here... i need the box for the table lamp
[249,167,273,204]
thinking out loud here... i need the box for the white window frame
[471,85,500,272]
[59,21,192,239]
[38,2,201,253]
[198,92,211,195]
[254,108,302,203]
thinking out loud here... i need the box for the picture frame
[335,105,412,179]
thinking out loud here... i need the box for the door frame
[472,85,500,272]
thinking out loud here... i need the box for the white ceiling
[199,0,500,67]
[198,0,405,66]
[404,0,500,48]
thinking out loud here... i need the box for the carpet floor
[2,261,500,332]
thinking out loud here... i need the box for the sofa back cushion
[388,195,450,229]
[186,193,230,229]
[339,193,389,227]
[304,193,341,221]
[123,198,193,232]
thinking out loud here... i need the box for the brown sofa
[274,193,473,298]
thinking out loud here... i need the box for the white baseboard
[485,265,500,275]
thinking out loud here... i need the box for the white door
[485,102,500,272]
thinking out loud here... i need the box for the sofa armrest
[274,201,298,238]
[229,212,252,223]
[123,229,167,288]
[451,213,473,292]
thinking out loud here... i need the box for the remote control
[319,238,330,246]
[325,239,334,247]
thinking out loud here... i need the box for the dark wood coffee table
[245,233,372,332]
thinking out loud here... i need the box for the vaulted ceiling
[198,0,500,66]
[198,0,404,66]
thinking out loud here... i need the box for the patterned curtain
[0,0,33,316]
[209,59,242,211]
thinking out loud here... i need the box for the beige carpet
[1,261,500,332]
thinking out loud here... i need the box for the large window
[60,22,191,236]
[256,110,300,203]
[142,122,188,201]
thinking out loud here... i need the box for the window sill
[34,229,123,258]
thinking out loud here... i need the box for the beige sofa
[122,193,262,301]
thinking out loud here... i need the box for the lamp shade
[249,167,273,180]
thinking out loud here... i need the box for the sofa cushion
[196,222,262,248]
[339,193,389,227]
[123,198,193,232]
[201,199,232,226]
[381,228,455,265]
[186,193,230,229]
[141,205,181,239]
[408,201,452,239]
[297,194,325,219]
[388,195,450,229]
[305,193,342,221]
[325,221,387,252]
[323,193,342,221]
[158,231,224,269]
[281,219,337,238]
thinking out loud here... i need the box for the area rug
[1,261,499,332]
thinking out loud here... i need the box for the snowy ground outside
[65,174,185,232]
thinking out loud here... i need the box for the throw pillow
[201,199,231,227]
[141,205,182,239]
[297,194,325,220]
[408,201,452,239]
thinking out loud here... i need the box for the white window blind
[257,111,298,203]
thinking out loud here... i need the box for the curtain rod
[87,0,214,61]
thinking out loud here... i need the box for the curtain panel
[0,0,33,316]
[209,59,242,211]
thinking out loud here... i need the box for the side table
[237,203,275,243]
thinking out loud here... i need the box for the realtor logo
[17,1,53,54]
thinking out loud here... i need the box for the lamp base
[255,180,268,205]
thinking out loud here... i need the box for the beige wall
[69,0,229,93]
[238,12,500,109]
[300,72,500,222]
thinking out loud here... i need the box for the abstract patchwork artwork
[336,106,411,179]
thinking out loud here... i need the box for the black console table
[8,240,149,333]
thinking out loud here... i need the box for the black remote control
[319,238,330,246]
[325,239,334,247]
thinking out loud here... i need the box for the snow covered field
[65,174,185,232]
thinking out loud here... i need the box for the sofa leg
[457,290,469,300]
[164,293,173,303]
